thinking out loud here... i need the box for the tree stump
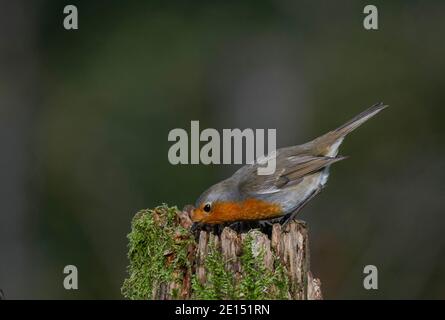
[121,205,322,300]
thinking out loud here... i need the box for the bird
[190,102,387,227]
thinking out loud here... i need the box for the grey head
[194,177,241,208]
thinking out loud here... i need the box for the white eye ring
[203,202,212,213]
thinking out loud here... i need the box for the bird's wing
[238,154,346,197]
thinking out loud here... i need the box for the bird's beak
[182,204,200,231]
[183,204,195,220]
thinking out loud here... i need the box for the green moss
[122,205,290,300]
[238,235,289,299]
[121,204,194,299]
[191,242,237,299]
[192,233,290,300]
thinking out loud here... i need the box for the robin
[190,102,387,228]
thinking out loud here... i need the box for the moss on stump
[121,204,322,300]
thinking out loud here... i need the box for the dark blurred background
[1,0,444,299]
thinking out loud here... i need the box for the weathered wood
[122,205,322,300]
[181,208,321,299]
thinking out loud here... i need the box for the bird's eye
[203,202,212,213]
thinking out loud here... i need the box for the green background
[1,0,444,299]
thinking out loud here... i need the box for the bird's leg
[230,221,252,233]
[228,222,239,231]
[281,186,324,227]
[190,222,200,232]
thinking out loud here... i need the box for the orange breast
[203,198,283,224]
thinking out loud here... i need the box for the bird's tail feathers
[312,102,388,156]
[333,102,388,138]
